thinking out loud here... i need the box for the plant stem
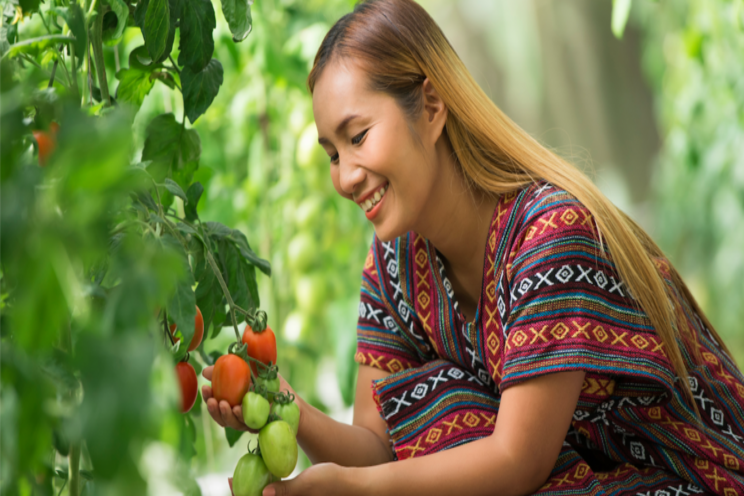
[203,249,242,342]
[90,2,110,105]
[69,443,81,496]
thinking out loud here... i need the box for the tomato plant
[212,353,253,407]
[242,392,270,430]
[176,361,198,413]
[232,452,274,496]
[271,401,300,436]
[170,305,205,352]
[242,324,277,375]
[258,420,298,478]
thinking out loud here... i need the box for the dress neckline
[425,197,504,327]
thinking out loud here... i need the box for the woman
[202,0,744,494]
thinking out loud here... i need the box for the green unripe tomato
[232,452,274,496]
[258,420,298,478]
[271,401,300,436]
[242,392,270,430]
[254,376,280,393]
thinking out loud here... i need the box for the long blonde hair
[307,0,734,415]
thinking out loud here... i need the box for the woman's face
[312,59,446,242]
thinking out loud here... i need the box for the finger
[202,365,214,381]
[206,397,226,427]
[219,400,248,431]
[202,385,213,401]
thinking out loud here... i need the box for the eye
[352,129,368,145]
[329,130,368,164]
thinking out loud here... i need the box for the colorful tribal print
[355,182,744,495]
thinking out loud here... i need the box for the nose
[338,157,366,197]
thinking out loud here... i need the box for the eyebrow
[318,114,361,145]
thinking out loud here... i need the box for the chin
[372,218,408,243]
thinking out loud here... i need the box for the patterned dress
[354,182,744,495]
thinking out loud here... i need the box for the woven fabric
[355,182,744,495]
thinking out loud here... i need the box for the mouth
[357,182,389,213]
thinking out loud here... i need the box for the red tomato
[170,305,205,352]
[176,361,198,413]
[212,354,252,407]
[33,123,58,167]
[242,324,277,375]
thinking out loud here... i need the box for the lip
[365,188,387,221]
[354,182,389,206]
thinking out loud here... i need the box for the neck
[413,141,498,278]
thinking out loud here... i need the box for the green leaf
[60,5,87,68]
[102,0,129,45]
[141,113,201,181]
[221,0,253,42]
[178,0,216,71]
[230,229,271,276]
[611,0,632,39]
[184,182,204,221]
[164,178,187,202]
[182,59,223,124]
[204,221,232,239]
[220,240,257,315]
[115,68,155,108]
[144,0,170,61]
[5,35,76,60]
[224,427,245,447]
[167,275,196,361]
[19,0,42,15]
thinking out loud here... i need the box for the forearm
[350,436,545,496]
[296,396,394,467]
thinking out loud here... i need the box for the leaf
[19,0,43,14]
[220,240,256,315]
[102,0,129,44]
[224,427,245,447]
[221,0,253,42]
[128,45,154,71]
[612,0,632,39]
[166,239,196,360]
[204,221,232,239]
[182,59,224,124]
[115,68,155,108]
[178,0,216,72]
[143,0,170,61]
[62,5,87,68]
[164,178,187,202]
[184,182,204,221]
[141,113,201,181]
[5,35,76,60]
[230,229,271,276]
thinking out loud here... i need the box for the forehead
[312,58,391,136]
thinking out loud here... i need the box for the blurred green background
[3,0,743,494]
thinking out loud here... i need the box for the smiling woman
[201,0,744,495]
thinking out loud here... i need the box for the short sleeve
[355,241,424,374]
[499,190,676,397]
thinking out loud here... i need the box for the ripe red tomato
[170,305,205,352]
[176,361,198,413]
[212,354,252,407]
[33,122,59,167]
[241,324,276,375]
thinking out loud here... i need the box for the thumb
[263,479,293,496]
[202,365,214,381]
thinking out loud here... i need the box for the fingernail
[262,487,276,496]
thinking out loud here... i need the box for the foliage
[635,1,744,363]
[0,0,276,492]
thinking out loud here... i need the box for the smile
[359,183,389,213]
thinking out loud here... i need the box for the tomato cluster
[215,324,300,496]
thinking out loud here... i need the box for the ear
[421,77,448,142]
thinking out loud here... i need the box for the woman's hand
[262,463,364,496]
[201,365,301,433]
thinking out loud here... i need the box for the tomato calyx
[245,309,268,333]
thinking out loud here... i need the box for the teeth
[361,183,388,212]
